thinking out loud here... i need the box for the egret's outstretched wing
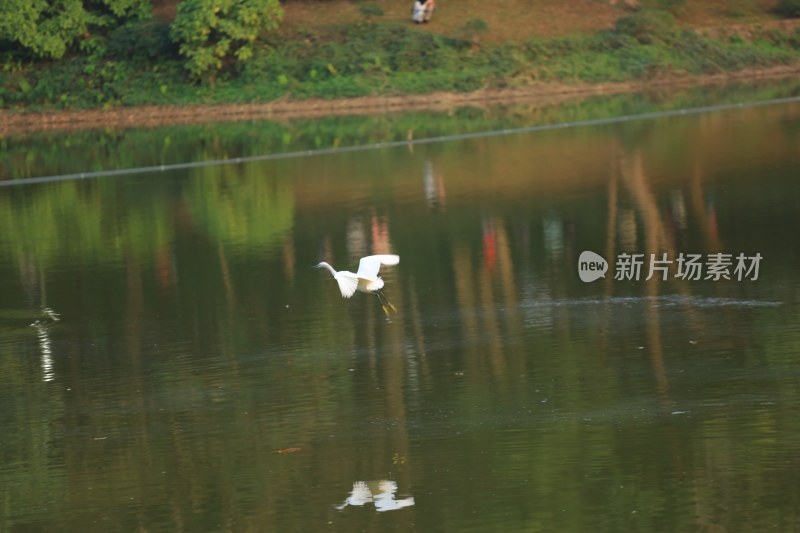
[334,271,359,298]
[356,255,400,280]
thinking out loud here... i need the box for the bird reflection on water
[335,480,415,512]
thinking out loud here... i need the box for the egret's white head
[312,261,337,276]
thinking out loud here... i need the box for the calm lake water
[2,84,800,532]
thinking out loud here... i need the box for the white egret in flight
[313,254,399,313]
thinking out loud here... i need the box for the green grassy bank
[2,9,800,112]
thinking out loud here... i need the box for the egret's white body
[314,254,400,298]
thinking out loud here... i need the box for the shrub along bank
[2,10,800,111]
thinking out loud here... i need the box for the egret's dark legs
[375,291,397,316]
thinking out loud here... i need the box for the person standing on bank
[412,0,435,23]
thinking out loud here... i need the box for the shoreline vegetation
[2,1,800,134]
[3,65,800,135]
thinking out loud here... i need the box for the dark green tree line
[0,0,283,76]
[0,0,150,59]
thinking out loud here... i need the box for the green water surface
[1,84,799,532]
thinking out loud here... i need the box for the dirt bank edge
[2,64,799,135]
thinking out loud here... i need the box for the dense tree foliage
[170,0,283,77]
[0,0,149,59]
[777,0,800,16]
